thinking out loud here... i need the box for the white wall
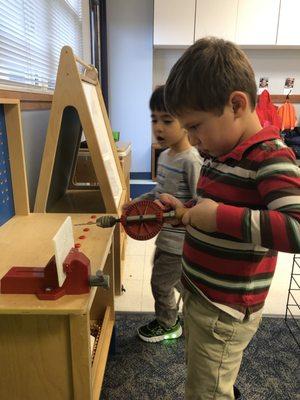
[106,0,154,173]
[153,48,184,88]
[153,48,300,115]
[246,48,300,116]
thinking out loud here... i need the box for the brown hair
[165,37,257,116]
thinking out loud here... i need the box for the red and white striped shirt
[182,126,300,318]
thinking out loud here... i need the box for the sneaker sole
[138,325,182,343]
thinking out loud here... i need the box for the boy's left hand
[181,199,219,232]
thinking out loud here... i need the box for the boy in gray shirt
[126,85,203,342]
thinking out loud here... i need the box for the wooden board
[0,99,29,216]
[82,82,122,207]
[52,216,74,286]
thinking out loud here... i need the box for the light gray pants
[151,248,183,329]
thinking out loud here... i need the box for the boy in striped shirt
[160,37,300,399]
[125,85,203,342]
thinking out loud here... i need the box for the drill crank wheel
[122,200,163,240]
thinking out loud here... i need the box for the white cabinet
[235,0,280,45]
[153,0,195,46]
[194,0,238,42]
[153,0,300,48]
[277,0,300,45]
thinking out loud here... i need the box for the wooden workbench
[0,213,115,400]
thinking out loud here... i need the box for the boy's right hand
[122,196,179,214]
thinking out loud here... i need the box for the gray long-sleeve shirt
[138,146,203,255]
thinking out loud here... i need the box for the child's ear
[230,91,247,117]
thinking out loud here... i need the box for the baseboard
[130,172,151,180]
[130,179,156,199]
[262,314,286,318]
[116,311,155,315]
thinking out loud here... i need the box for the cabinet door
[235,0,280,45]
[277,0,300,45]
[153,0,195,46]
[195,0,238,42]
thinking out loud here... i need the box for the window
[0,0,84,91]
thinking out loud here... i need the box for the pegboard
[0,105,15,226]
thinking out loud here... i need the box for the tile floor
[115,236,296,317]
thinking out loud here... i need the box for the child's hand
[155,194,185,226]
[156,193,183,210]
[181,199,219,232]
[122,200,135,212]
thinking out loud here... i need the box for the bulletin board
[0,105,15,226]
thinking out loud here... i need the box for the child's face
[151,110,186,148]
[178,106,242,158]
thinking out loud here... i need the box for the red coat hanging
[256,89,282,130]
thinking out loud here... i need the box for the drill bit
[73,221,98,226]
[74,210,178,228]
[74,216,121,227]
[97,211,178,227]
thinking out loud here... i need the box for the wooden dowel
[75,55,94,70]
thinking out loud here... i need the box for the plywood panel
[0,314,73,400]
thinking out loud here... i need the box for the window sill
[0,88,53,110]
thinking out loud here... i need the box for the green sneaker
[137,318,182,343]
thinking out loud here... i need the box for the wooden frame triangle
[34,46,126,214]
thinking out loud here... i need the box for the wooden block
[52,216,74,286]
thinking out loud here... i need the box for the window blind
[0,0,83,91]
